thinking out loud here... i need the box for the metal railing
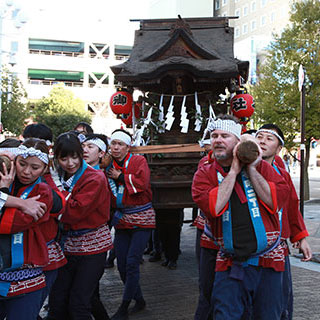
[29,49,129,60]
[28,79,109,88]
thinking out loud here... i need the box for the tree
[251,0,320,200]
[32,84,92,138]
[1,69,30,135]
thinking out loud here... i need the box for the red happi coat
[106,154,156,229]
[194,152,219,250]
[192,159,290,272]
[0,182,53,296]
[61,166,112,256]
[41,173,67,271]
[273,164,309,243]
[193,151,215,231]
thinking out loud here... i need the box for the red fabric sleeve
[124,156,150,196]
[208,187,229,217]
[0,183,53,234]
[0,208,16,233]
[257,161,289,216]
[283,171,309,242]
[291,230,309,243]
[258,181,278,215]
[192,163,220,222]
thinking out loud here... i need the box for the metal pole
[299,83,305,217]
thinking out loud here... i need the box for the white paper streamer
[159,94,164,122]
[180,96,189,133]
[165,96,175,131]
[194,92,202,132]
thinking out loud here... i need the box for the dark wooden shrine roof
[111,17,249,88]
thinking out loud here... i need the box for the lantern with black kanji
[109,90,133,116]
[230,93,255,119]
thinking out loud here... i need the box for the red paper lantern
[121,103,142,126]
[230,93,255,119]
[109,91,133,115]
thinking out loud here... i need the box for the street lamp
[0,0,27,134]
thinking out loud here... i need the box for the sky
[16,0,151,45]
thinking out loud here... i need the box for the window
[242,23,248,34]
[251,1,256,12]
[251,20,257,31]
[235,27,240,38]
[261,0,267,7]
[270,11,276,22]
[215,0,220,10]
[222,0,227,6]
[261,15,267,26]
[235,9,241,17]
[243,5,249,16]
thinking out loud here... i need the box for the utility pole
[298,64,305,217]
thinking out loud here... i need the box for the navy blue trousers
[39,269,58,311]
[194,247,218,320]
[195,228,202,266]
[47,251,107,320]
[212,266,283,320]
[281,255,293,320]
[114,228,151,302]
[0,287,45,320]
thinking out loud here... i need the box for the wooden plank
[130,143,204,154]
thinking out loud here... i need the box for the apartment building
[0,1,139,136]
[22,38,131,134]
[214,0,295,83]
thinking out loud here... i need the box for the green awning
[29,38,84,53]
[115,44,132,56]
[28,69,84,81]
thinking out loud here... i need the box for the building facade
[24,38,131,134]
[214,0,296,83]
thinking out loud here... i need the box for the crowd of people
[0,122,155,320]
[0,116,313,320]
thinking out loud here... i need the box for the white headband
[17,145,49,164]
[255,129,284,146]
[85,138,107,152]
[77,133,86,143]
[208,119,242,140]
[0,147,20,156]
[110,132,132,146]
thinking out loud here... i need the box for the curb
[293,253,320,264]
[304,199,320,205]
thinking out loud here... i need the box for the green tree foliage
[32,84,91,138]
[1,69,30,135]
[251,0,320,199]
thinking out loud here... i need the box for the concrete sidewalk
[98,205,320,320]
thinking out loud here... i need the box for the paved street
[97,204,320,320]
